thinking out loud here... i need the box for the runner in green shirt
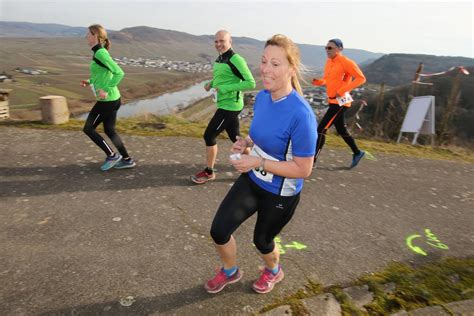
[81,24,135,171]
[191,30,256,184]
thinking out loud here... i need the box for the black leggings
[83,99,129,158]
[210,174,300,254]
[315,104,359,160]
[204,108,241,146]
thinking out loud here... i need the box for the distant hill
[110,26,384,70]
[363,54,474,86]
[297,43,382,70]
[0,22,383,70]
[114,26,207,43]
[0,21,87,37]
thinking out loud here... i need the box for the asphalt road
[1,127,472,315]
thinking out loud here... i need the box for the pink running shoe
[191,169,216,184]
[252,267,284,294]
[204,268,242,294]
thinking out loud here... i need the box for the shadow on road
[0,163,236,198]
[39,281,256,315]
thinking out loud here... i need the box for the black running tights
[83,99,129,158]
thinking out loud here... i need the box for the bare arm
[230,154,314,179]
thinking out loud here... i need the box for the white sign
[397,96,435,145]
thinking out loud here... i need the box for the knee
[203,132,217,147]
[337,128,351,137]
[253,235,274,254]
[317,125,326,134]
[229,134,239,143]
[337,127,350,137]
[83,124,93,135]
[210,226,230,245]
[104,127,116,138]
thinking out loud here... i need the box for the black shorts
[203,108,241,146]
[210,173,300,254]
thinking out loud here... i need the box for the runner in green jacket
[81,24,135,171]
[191,30,256,184]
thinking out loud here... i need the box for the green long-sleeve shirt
[88,44,124,101]
[209,48,255,111]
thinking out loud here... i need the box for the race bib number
[210,88,217,103]
[90,83,98,98]
[250,145,277,183]
[336,92,353,106]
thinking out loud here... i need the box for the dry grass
[325,131,474,164]
[1,116,472,164]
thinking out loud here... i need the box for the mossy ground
[359,258,474,315]
[260,257,474,315]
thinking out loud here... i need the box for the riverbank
[176,90,258,124]
[175,96,215,122]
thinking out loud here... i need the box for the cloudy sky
[1,0,472,57]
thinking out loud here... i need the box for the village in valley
[114,56,213,73]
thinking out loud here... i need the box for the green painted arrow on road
[406,234,428,256]
[284,241,307,250]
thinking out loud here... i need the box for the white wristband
[259,158,266,171]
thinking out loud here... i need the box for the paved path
[0,127,472,315]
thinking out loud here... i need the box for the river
[78,80,210,119]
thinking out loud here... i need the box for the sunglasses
[325,46,336,50]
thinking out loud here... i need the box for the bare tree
[438,72,462,144]
[373,82,385,136]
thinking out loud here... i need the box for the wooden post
[0,89,12,119]
[411,62,424,98]
[373,82,385,136]
[438,73,462,144]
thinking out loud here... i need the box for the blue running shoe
[100,153,122,171]
[114,158,136,169]
[350,150,365,169]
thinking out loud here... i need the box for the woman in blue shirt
[204,34,318,294]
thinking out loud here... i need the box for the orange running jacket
[312,54,366,107]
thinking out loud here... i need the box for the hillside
[363,53,474,86]
[0,22,384,70]
[358,66,474,145]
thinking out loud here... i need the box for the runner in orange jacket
[312,38,366,169]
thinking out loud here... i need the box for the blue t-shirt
[248,89,318,196]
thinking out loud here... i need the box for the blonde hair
[88,24,111,50]
[265,34,303,95]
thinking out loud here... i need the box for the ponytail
[88,24,110,50]
[292,76,303,96]
[104,38,111,50]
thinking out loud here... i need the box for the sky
[1,0,473,58]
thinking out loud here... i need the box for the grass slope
[1,114,473,163]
